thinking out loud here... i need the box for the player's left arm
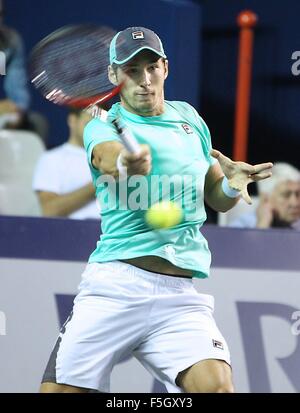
[204,149,273,212]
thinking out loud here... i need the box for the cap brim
[111,46,167,65]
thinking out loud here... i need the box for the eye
[125,67,138,75]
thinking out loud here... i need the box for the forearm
[205,177,241,213]
[39,184,95,217]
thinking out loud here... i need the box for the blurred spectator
[0,0,48,141]
[231,163,300,229]
[32,109,100,219]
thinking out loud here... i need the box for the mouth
[135,94,154,102]
[136,91,154,96]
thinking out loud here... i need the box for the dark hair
[112,55,166,73]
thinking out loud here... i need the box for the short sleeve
[188,105,217,167]
[83,117,120,171]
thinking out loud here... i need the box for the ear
[164,59,169,80]
[108,65,118,85]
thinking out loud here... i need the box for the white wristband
[221,176,241,198]
[116,153,128,179]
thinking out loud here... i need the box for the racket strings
[30,25,116,102]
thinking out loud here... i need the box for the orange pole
[233,10,258,161]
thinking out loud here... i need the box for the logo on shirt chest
[181,123,194,134]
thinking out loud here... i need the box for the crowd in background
[0,0,299,229]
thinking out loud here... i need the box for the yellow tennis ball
[145,201,183,229]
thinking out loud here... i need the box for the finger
[211,149,227,159]
[210,149,228,160]
[124,148,150,162]
[241,187,252,205]
[250,162,273,174]
[235,161,273,176]
[210,149,221,159]
[129,162,152,175]
[128,155,151,166]
[210,149,232,165]
[250,171,272,181]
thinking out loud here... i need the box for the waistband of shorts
[114,260,194,289]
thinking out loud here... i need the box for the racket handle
[112,118,141,155]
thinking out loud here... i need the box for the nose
[141,69,151,87]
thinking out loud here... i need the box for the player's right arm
[91,141,152,178]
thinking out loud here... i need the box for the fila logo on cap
[132,31,144,40]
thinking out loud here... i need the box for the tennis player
[40,27,273,393]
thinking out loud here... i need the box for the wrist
[221,176,241,198]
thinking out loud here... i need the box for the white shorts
[42,260,231,393]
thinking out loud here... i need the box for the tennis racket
[29,23,140,154]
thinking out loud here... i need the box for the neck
[121,96,165,117]
[68,135,83,147]
[122,103,165,117]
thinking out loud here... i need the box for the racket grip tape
[112,118,141,155]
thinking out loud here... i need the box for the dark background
[198,0,300,170]
[3,0,300,169]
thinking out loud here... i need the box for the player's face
[112,50,168,116]
[271,180,300,224]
